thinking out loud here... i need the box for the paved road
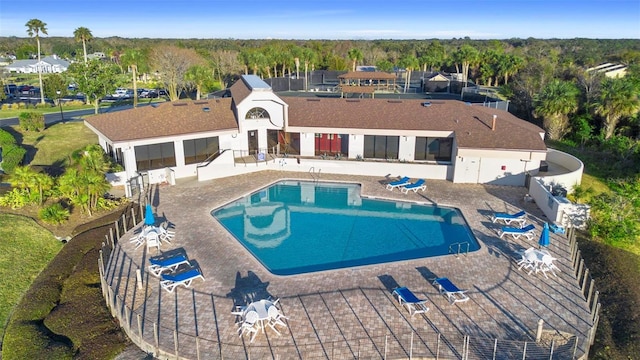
[0,102,154,127]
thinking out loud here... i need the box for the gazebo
[337,71,397,98]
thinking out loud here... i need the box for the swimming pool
[212,180,480,275]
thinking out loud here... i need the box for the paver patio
[104,171,593,359]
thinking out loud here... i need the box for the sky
[1,0,639,40]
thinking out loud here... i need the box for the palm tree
[120,49,144,107]
[595,78,640,139]
[32,172,54,205]
[25,18,47,104]
[73,26,93,64]
[534,79,580,140]
[347,48,363,72]
[398,55,419,93]
[185,64,214,100]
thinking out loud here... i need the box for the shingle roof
[84,99,237,142]
[284,97,546,151]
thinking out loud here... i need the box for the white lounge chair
[491,210,526,227]
[499,224,536,240]
[386,176,411,190]
[392,287,429,316]
[400,179,426,194]
[148,253,191,277]
[433,277,470,304]
[160,268,205,293]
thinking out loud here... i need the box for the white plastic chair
[238,310,259,342]
[146,231,161,252]
[267,305,287,333]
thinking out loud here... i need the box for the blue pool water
[212,180,480,275]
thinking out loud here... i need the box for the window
[135,142,176,171]
[363,136,399,159]
[183,137,219,164]
[315,133,349,155]
[414,137,452,162]
[246,107,269,120]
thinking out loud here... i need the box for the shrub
[18,112,45,132]
[39,203,70,224]
[0,188,31,209]
[1,103,10,110]
[35,102,52,109]
[0,128,16,147]
[0,145,26,174]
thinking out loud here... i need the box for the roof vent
[173,103,187,107]
[194,101,208,105]
[422,102,432,107]
[203,107,210,112]
[346,99,360,102]
[465,102,472,106]
[150,103,159,108]
[306,98,321,102]
[388,100,402,103]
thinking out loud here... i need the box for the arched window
[246,107,270,120]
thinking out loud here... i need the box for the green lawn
[0,214,63,340]
[15,122,98,166]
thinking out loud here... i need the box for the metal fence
[98,205,598,360]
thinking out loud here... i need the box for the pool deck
[106,171,593,359]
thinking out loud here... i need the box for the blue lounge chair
[401,179,426,194]
[433,277,470,304]
[491,210,527,227]
[148,253,191,277]
[392,287,429,316]
[160,268,204,293]
[499,224,536,241]
[386,176,411,190]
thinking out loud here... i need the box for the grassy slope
[0,214,63,340]
[16,122,98,167]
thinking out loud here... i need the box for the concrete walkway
[106,171,592,359]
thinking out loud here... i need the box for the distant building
[4,55,70,74]
[586,63,627,78]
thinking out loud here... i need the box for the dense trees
[65,59,122,113]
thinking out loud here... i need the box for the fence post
[196,336,200,360]
[154,322,159,354]
[108,287,116,317]
[410,331,413,360]
[492,339,497,360]
[535,319,544,342]
[549,340,555,360]
[136,269,143,289]
[576,258,585,280]
[115,220,121,240]
[436,333,441,359]
[109,227,114,247]
[137,313,143,341]
[590,291,600,319]
[384,335,388,360]
[131,207,136,226]
[581,268,590,294]
[586,279,595,306]
[522,341,527,360]
[121,214,127,231]
[591,307,601,345]
[174,329,179,358]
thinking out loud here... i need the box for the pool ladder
[449,242,470,258]
[309,167,321,182]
